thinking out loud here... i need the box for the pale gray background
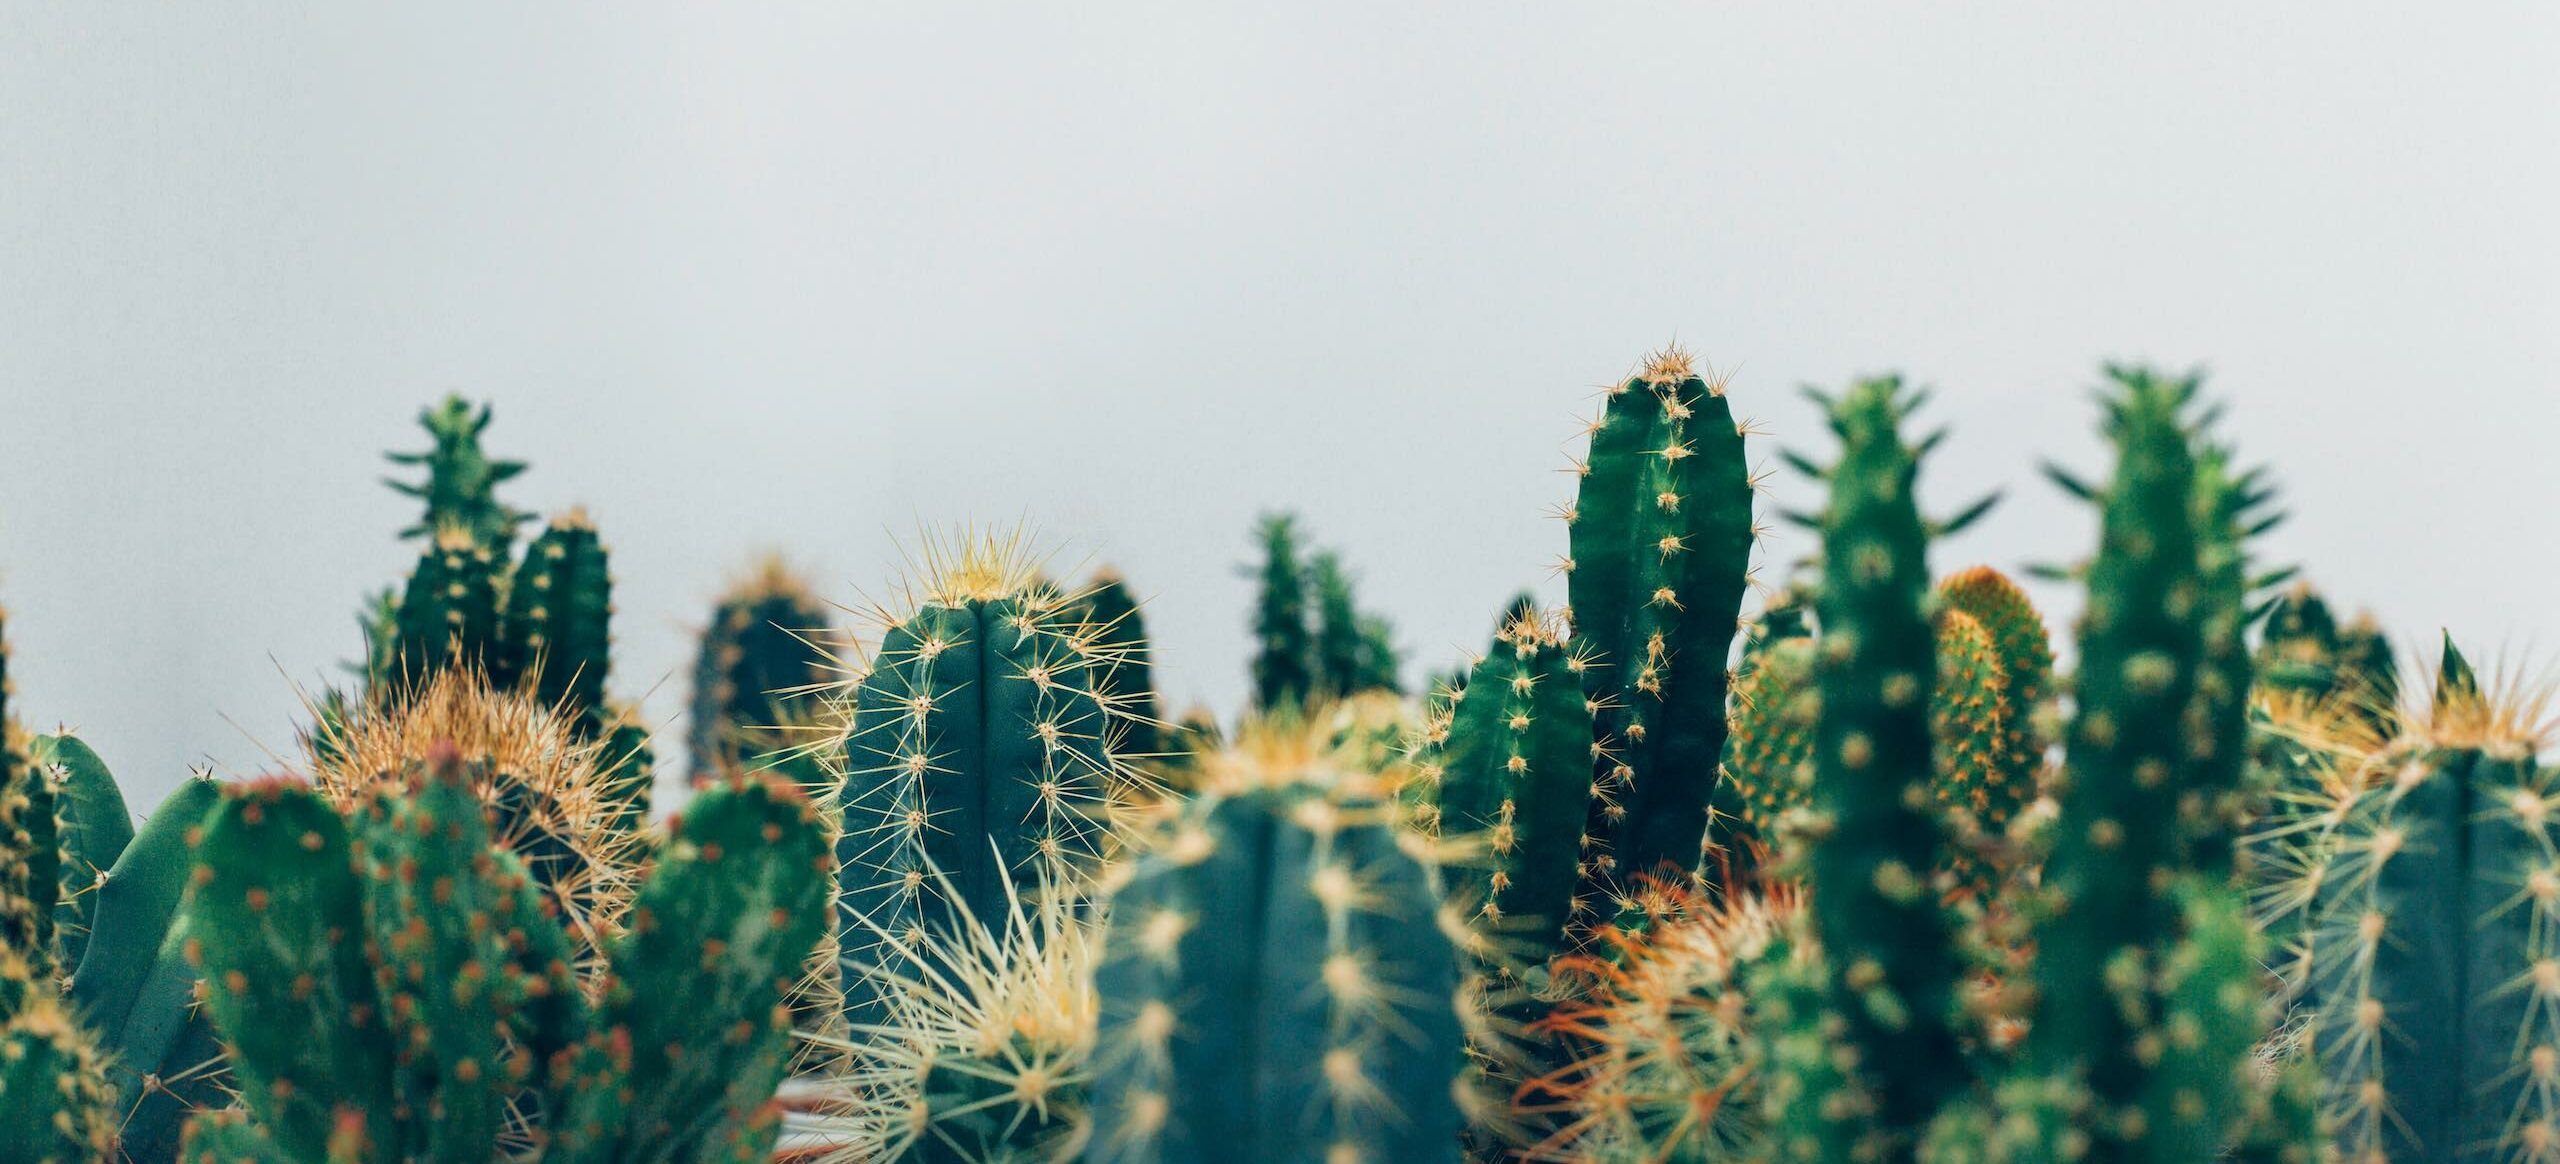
[5,4,2555,808]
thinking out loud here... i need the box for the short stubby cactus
[391,525,508,684]
[28,734,134,970]
[1707,635,1815,881]
[0,977,120,1163]
[1564,346,1755,893]
[835,533,1140,1014]
[180,757,831,1162]
[1410,608,1609,965]
[690,556,840,779]
[1075,568,1165,763]
[1089,713,1467,1164]
[2295,645,2560,1162]
[1934,566,2051,834]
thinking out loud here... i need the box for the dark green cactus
[1412,609,1606,963]
[1076,568,1165,762]
[1248,512,1316,711]
[1308,550,1404,700]
[1090,718,1465,1163]
[390,526,507,685]
[1564,347,1755,892]
[835,543,1127,1020]
[2295,641,2560,1162]
[180,759,829,1163]
[496,511,615,734]
[689,557,838,780]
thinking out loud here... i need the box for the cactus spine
[834,535,1132,1016]
[2295,642,2560,1161]
[180,758,829,1162]
[1076,569,1165,763]
[496,510,615,735]
[1089,713,1466,1163]
[1564,347,1755,892]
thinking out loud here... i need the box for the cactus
[1563,346,1755,894]
[1075,569,1165,764]
[72,775,230,1162]
[1309,550,1404,700]
[496,510,615,734]
[835,533,1137,1020]
[0,974,121,1162]
[690,556,839,780]
[389,525,508,685]
[804,872,1098,1162]
[384,394,532,548]
[1707,635,1815,881]
[2289,642,2560,1161]
[302,667,643,947]
[1783,376,1971,1152]
[180,757,830,1162]
[1410,608,1608,964]
[30,734,134,970]
[1936,566,2054,830]
[1928,606,2013,895]
[1088,711,1467,1163]
[1519,880,1803,1161]
[1248,513,1317,711]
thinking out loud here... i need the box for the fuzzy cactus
[1707,634,1815,880]
[2289,642,2560,1162]
[834,534,1138,1020]
[690,556,839,780]
[1935,566,2053,831]
[179,756,830,1162]
[1563,346,1756,894]
[0,975,121,1163]
[1088,712,1467,1163]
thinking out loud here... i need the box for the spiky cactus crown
[301,666,641,943]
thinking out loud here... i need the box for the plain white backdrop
[4,4,2555,806]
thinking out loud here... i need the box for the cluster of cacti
[1248,513,1403,711]
[9,347,2535,1164]
[176,747,831,1161]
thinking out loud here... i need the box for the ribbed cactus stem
[498,510,615,733]
[391,526,505,684]
[1078,569,1164,762]
[1564,346,1755,892]
[1090,723,1464,1162]
[689,557,837,779]
[1249,513,1316,711]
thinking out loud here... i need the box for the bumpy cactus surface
[180,755,830,1162]
[495,510,616,734]
[1564,346,1755,894]
[2288,643,2559,1162]
[1089,711,1466,1163]
[835,533,1137,1018]
[690,556,839,779]
[1075,569,1165,763]
[1412,609,1607,963]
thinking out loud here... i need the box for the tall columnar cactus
[835,535,1134,1015]
[1248,512,1316,711]
[1563,346,1755,892]
[496,510,615,734]
[180,758,829,1162]
[1089,714,1466,1163]
[1411,609,1608,964]
[1308,550,1403,699]
[1777,376,1970,1153]
[690,557,839,779]
[1076,568,1165,763]
[2292,643,2560,1162]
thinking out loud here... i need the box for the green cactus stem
[383,394,531,548]
[689,557,838,780]
[1935,566,2052,830]
[1564,346,1755,893]
[1076,568,1165,763]
[1089,716,1465,1163]
[496,510,615,734]
[29,734,134,972]
[0,982,121,1163]
[1248,513,1316,711]
[390,526,506,686]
